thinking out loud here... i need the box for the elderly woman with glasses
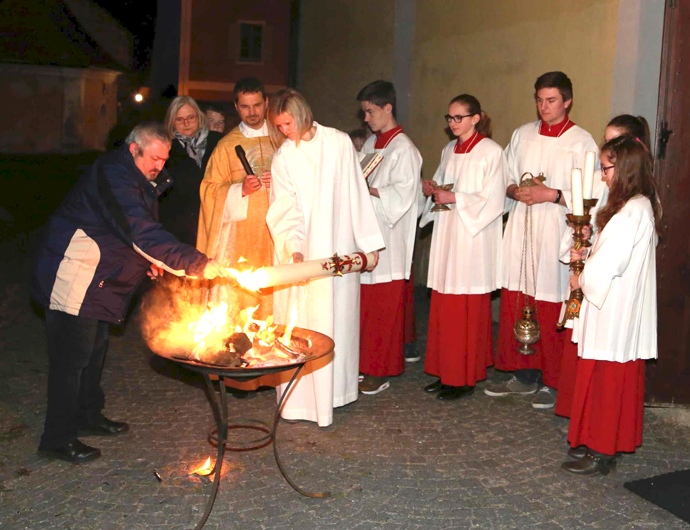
[159,96,223,246]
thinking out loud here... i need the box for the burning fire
[225,266,267,292]
[191,457,214,476]
[183,300,306,367]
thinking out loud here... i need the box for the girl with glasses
[419,94,506,401]
[560,135,661,476]
[555,114,650,420]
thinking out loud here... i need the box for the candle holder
[429,182,454,212]
[557,198,598,329]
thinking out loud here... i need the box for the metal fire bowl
[153,326,335,380]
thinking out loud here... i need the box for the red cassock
[555,328,579,417]
[424,291,493,387]
[359,281,405,376]
[568,358,645,455]
[495,289,565,388]
[403,266,417,344]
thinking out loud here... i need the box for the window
[239,23,263,63]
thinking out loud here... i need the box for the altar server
[485,71,599,409]
[356,80,422,395]
[420,94,506,400]
[555,114,649,418]
[266,89,385,427]
[561,135,660,476]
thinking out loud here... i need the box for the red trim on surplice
[539,116,576,137]
[403,265,416,344]
[555,329,578,418]
[453,132,486,154]
[360,281,405,376]
[424,291,494,387]
[374,126,403,149]
[494,289,565,388]
[568,358,645,455]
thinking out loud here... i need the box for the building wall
[297,0,397,132]
[610,0,666,144]
[298,0,625,172]
[410,0,620,169]
[179,0,292,101]
[0,64,120,153]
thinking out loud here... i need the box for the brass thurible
[513,172,545,356]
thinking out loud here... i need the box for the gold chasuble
[197,126,276,320]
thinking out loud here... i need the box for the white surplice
[420,138,506,294]
[501,121,599,302]
[359,132,422,285]
[266,123,385,427]
[575,196,657,362]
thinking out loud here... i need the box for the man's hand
[242,174,261,197]
[147,264,164,280]
[203,259,232,280]
[291,252,304,264]
[366,250,380,271]
[422,180,436,197]
[260,169,271,189]
[432,189,455,205]
[514,179,557,206]
[569,274,580,291]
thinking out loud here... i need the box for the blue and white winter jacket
[32,145,209,324]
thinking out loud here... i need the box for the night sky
[93,0,158,72]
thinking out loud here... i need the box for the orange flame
[226,267,267,292]
[191,457,214,476]
[280,304,298,345]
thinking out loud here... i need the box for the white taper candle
[571,168,584,216]
[583,151,596,200]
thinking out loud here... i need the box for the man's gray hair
[125,122,171,155]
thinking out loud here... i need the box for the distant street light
[134,93,144,103]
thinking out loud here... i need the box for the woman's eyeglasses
[444,114,472,124]
[175,114,198,124]
[601,164,615,176]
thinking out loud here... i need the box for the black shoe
[404,343,421,363]
[567,445,587,459]
[568,445,622,460]
[424,379,443,393]
[37,440,101,463]
[78,417,129,437]
[561,451,616,476]
[437,385,475,401]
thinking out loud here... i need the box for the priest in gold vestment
[197,78,277,391]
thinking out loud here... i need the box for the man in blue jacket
[32,122,230,463]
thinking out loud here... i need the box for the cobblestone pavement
[1,278,689,530]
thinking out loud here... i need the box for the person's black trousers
[39,310,110,450]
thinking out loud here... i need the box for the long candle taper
[571,168,584,216]
[583,151,595,200]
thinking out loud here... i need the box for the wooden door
[647,0,690,405]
